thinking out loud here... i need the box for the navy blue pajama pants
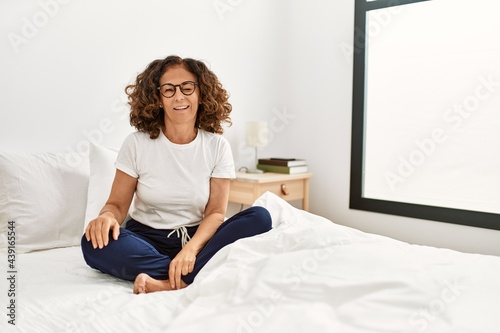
[81,206,272,284]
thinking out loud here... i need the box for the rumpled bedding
[5,192,500,333]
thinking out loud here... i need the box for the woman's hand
[84,170,136,249]
[84,212,121,249]
[169,246,197,289]
[165,177,230,289]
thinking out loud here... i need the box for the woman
[81,55,272,294]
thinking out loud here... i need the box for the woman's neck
[163,124,198,144]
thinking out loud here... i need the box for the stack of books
[257,158,308,174]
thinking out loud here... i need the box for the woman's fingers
[111,222,121,241]
[169,256,196,289]
[168,262,178,289]
[175,267,182,290]
[173,262,183,290]
[85,224,91,242]
[181,259,194,275]
[95,220,107,249]
[85,217,118,249]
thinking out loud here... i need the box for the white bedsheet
[11,247,183,332]
[4,192,500,333]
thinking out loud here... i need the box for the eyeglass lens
[159,81,196,98]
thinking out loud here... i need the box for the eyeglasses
[157,81,198,98]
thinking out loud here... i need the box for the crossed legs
[81,206,272,293]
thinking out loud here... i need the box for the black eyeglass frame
[157,81,198,98]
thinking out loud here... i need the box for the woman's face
[158,65,200,128]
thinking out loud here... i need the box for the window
[350,0,500,230]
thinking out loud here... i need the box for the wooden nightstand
[229,172,313,211]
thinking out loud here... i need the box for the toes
[133,273,149,294]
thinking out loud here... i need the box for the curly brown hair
[125,55,232,139]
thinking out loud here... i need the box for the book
[256,164,308,174]
[258,158,307,167]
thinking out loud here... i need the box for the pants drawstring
[167,226,191,247]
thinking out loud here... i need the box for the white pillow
[0,151,89,253]
[83,143,119,231]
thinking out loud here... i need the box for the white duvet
[4,192,500,333]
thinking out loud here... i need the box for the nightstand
[229,172,313,211]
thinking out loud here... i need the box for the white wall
[0,0,285,156]
[1,0,499,256]
[278,0,500,256]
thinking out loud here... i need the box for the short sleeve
[115,133,139,178]
[212,136,236,179]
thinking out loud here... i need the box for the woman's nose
[173,86,185,100]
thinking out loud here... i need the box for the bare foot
[133,273,187,294]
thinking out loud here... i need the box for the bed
[1,145,500,333]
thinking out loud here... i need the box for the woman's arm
[168,177,230,289]
[84,169,137,249]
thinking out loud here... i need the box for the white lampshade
[245,121,269,147]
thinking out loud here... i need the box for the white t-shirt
[115,129,235,230]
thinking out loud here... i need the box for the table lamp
[245,121,268,173]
